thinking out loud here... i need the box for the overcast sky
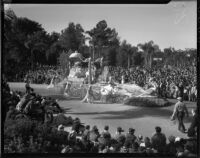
[6,1,196,51]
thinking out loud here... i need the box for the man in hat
[171,97,189,133]
[114,127,126,145]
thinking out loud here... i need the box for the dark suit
[151,132,166,153]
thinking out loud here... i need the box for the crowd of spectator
[106,65,197,101]
[3,77,198,156]
[4,117,198,156]
[9,65,63,84]
[7,63,197,102]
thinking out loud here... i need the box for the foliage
[58,22,85,52]
[137,41,160,68]
[117,40,138,68]
[86,20,120,60]
[4,118,35,139]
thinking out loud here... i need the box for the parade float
[9,50,170,107]
[44,50,169,107]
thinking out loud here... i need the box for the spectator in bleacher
[166,135,176,155]
[82,125,90,141]
[124,128,137,148]
[101,125,111,139]
[89,126,100,143]
[114,127,126,147]
[151,126,166,153]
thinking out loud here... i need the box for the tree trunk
[127,54,130,69]
[149,54,152,68]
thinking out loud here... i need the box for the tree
[163,47,175,66]
[132,51,144,66]
[3,16,45,77]
[137,41,160,68]
[25,31,50,68]
[45,32,61,65]
[58,22,85,52]
[117,40,138,68]
[86,20,120,61]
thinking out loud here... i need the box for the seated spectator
[136,134,144,145]
[128,141,139,153]
[144,137,152,149]
[98,132,111,147]
[124,128,137,148]
[114,127,126,148]
[166,135,176,155]
[182,142,197,158]
[101,125,111,139]
[151,126,166,153]
[185,135,197,155]
[82,125,90,141]
[175,137,185,157]
[72,117,82,134]
[89,126,100,143]
[68,129,77,146]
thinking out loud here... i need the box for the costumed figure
[81,85,94,103]
[47,75,55,89]
[64,81,72,98]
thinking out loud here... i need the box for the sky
[5,1,197,51]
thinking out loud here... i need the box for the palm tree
[137,41,160,68]
[120,40,138,69]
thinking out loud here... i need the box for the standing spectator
[151,126,166,153]
[171,97,189,133]
[177,82,184,98]
[190,84,197,102]
[25,79,31,94]
[187,108,198,137]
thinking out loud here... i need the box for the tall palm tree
[137,41,160,68]
[121,40,138,69]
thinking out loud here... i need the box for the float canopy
[69,51,83,60]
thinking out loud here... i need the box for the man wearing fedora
[171,97,189,133]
